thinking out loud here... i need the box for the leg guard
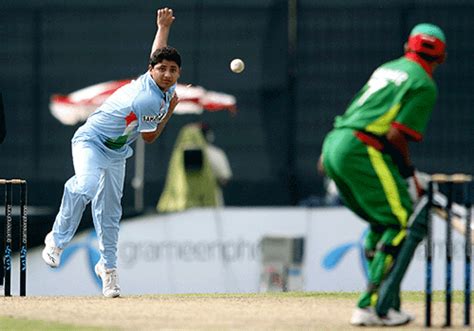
[376,197,429,316]
[357,226,406,308]
[364,225,384,266]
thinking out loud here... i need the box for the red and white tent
[50,79,237,125]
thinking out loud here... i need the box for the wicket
[0,179,27,297]
[425,173,472,327]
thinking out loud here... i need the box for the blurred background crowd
[1,0,473,218]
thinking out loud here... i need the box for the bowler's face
[149,60,180,91]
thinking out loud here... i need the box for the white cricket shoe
[380,308,412,326]
[95,262,121,298]
[42,232,63,268]
[350,307,383,326]
[399,309,415,322]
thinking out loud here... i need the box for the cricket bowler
[41,7,180,298]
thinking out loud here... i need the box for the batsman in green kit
[319,23,447,326]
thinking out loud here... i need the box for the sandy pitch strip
[0,295,471,330]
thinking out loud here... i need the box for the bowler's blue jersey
[74,72,175,156]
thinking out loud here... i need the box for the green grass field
[0,317,106,331]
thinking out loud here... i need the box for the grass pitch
[0,291,472,330]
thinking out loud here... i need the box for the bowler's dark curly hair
[149,46,182,68]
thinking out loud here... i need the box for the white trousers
[51,140,126,269]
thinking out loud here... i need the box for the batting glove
[407,170,426,203]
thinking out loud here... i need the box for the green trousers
[322,128,413,310]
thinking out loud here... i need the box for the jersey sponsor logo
[142,112,166,123]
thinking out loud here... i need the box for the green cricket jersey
[334,57,437,141]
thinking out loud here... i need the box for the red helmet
[407,23,446,63]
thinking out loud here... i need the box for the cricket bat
[432,191,474,242]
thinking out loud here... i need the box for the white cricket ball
[230,58,245,73]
